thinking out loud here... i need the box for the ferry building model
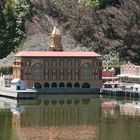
[12,27,102,92]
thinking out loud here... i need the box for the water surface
[0,94,140,140]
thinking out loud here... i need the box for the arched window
[81,63,90,80]
[32,63,43,80]
[34,82,42,89]
[82,83,90,88]
[67,83,72,88]
[51,83,57,88]
[44,83,50,88]
[59,83,65,88]
[74,83,80,88]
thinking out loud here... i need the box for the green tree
[0,0,31,59]
[99,0,120,8]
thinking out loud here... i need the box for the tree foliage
[99,0,120,8]
[0,66,12,74]
[44,0,140,64]
[0,0,32,59]
[0,0,140,66]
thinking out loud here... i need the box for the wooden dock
[100,88,140,97]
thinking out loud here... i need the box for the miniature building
[102,68,118,83]
[13,27,102,90]
[117,64,140,83]
[0,74,12,87]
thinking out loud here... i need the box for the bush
[0,66,13,75]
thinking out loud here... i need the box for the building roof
[15,51,101,57]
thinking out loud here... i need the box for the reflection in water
[101,99,140,118]
[0,110,12,140]
[14,126,97,140]
[100,99,140,140]
[101,100,119,118]
[1,95,140,140]
[11,96,100,140]
[101,100,118,108]
[120,102,140,117]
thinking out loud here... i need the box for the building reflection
[120,101,140,117]
[101,98,140,118]
[101,100,119,118]
[11,97,99,140]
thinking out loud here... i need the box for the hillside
[0,0,140,67]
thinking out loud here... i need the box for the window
[76,62,79,66]
[76,69,78,73]
[95,75,98,80]
[64,62,66,66]
[53,75,56,80]
[61,62,63,66]
[72,62,75,66]
[82,63,90,80]
[45,74,48,80]
[60,75,64,80]
[23,69,30,80]
[61,69,64,73]
[45,69,48,73]
[96,62,98,66]
[26,62,30,66]
[68,75,71,80]
[68,69,71,73]
[53,61,56,66]
[49,62,52,66]
[21,62,24,66]
[75,75,79,80]
[68,62,71,66]
[45,62,48,67]
[99,62,102,66]
[93,74,98,80]
[32,63,42,80]
[94,69,98,73]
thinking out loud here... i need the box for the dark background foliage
[0,0,140,66]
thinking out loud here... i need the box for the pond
[0,94,140,140]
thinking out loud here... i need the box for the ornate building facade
[13,27,102,90]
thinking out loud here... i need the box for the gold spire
[48,26,63,51]
[52,26,61,35]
